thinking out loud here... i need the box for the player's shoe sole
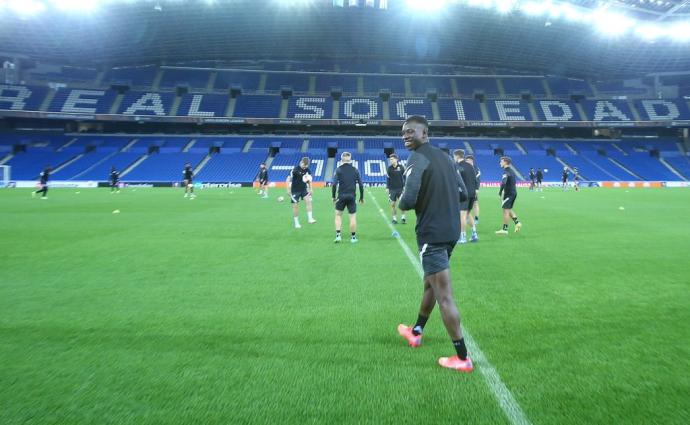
[470,235,479,243]
[350,238,358,244]
[515,223,522,233]
[334,236,342,243]
[495,230,509,235]
[438,355,474,373]
[295,224,302,229]
[397,324,422,347]
[401,219,406,224]
[308,220,317,224]
[392,220,398,224]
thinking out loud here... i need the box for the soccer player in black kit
[395,116,473,373]
[453,149,478,244]
[529,168,536,191]
[32,166,51,199]
[110,166,120,193]
[386,154,406,224]
[285,157,316,228]
[561,167,569,191]
[536,168,544,192]
[256,163,269,199]
[496,156,522,235]
[183,163,196,199]
[332,152,364,243]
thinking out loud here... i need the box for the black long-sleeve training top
[455,160,477,198]
[332,163,364,201]
[499,167,517,197]
[399,143,467,245]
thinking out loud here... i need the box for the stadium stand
[363,76,405,96]
[455,77,499,96]
[287,96,334,120]
[195,152,268,182]
[48,88,117,114]
[177,93,228,117]
[338,97,383,120]
[389,98,433,120]
[264,73,310,93]
[159,69,212,90]
[214,71,261,92]
[234,95,282,118]
[0,85,49,111]
[547,77,592,97]
[124,153,207,181]
[501,77,547,97]
[103,66,158,88]
[437,98,484,121]
[315,74,358,95]
[118,91,176,116]
[409,77,453,97]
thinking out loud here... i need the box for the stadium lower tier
[1,134,688,184]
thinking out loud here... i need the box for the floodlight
[8,0,46,16]
[592,9,634,37]
[495,0,517,14]
[668,21,690,41]
[406,0,448,12]
[520,1,548,17]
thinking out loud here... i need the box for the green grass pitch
[1,186,689,424]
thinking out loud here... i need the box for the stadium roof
[2,0,690,79]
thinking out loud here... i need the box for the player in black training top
[572,167,581,192]
[529,168,536,191]
[395,116,473,373]
[32,166,52,199]
[453,149,478,244]
[496,156,522,235]
[256,163,269,199]
[471,159,481,224]
[183,163,196,199]
[561,167,569,191]
[110,166,120,194]
[386,153,406,225]
[332,152,364,243]
[536,168,544,192]
[285,156,316,228]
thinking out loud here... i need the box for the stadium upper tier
[22,64,657,100]
[1,134,688,184]
[2,83,689,123]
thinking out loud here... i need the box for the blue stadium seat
[78,152,142,181]
[104,66,157,88]
[582,100,635,121]
[118,91,175,116]
[177,94,228,117]
[409,77,453,96]
[363,76,405,96]
[547,77,592,97]
[270,152,327,181]
[233,95,282,118]
[502,78,546,97]
[0,85,48,111]
[264,73,310,93]
[159,69,212,90]
[455,78,499,96]
[48,88,117,114]
[124,153,206,181]
[195,152,268,182]
[287,96,333,120]
[389,98,433,120]
[634,99,690,121]
[437,99,483,121]
[315,74,358,95]
[486,100,533,121]
[214,71,261,92]
[534,100,583,121]
[338,97,383,120]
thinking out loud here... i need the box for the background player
[256,163,269,198]
[573,167,581,192]
[472,159,481,224]
[562,167,569,191]
[453,149,478,244]
[332,152,364,243]
[395,116,473,373]
[285,157,316,229]
[183,163,196,199]
[32,165,51,199]
[529,167,536,191]
[386,154,406,224]
[496,156,522,235]
[110,166,120,193]
[536,168,544,191]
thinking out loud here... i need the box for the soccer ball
[277,196,285,202]
[302,174,312,183]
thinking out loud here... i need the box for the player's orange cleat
[438,355,474,373]
[397,324,422,347]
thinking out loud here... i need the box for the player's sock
[351,232,356,238]
[512,217,520,224]
[392,215,397,221]
[336,230,341,235]
[453,338,468,361]
[293,217,300,226]
[472,225,477,232]
[307,211,314,221]
[412,314,429,336]
[502,224,508,231]
[475,216,479,222]
[401,214,406,220]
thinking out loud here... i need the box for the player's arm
[399,153,427,211]
[456,163,468,203]
[499,174,506,197]
[285,172,293,194]
[386,167,391,192]
[401,164,406,186]
[331,169,339,201]
[356,169,364,203]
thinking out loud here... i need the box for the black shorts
[537,179,542,184]
[501,194,517,210]
[388,189,403,202]
[418,242,456,277]
[460,195,476,211]
[562,178,567,184]
[290,190,310,204]
[110,180,118,187]
[335,195,357,214]
[184,179,193,186]
[259,179,268,186]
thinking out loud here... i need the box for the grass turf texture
[1,187,689,425]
